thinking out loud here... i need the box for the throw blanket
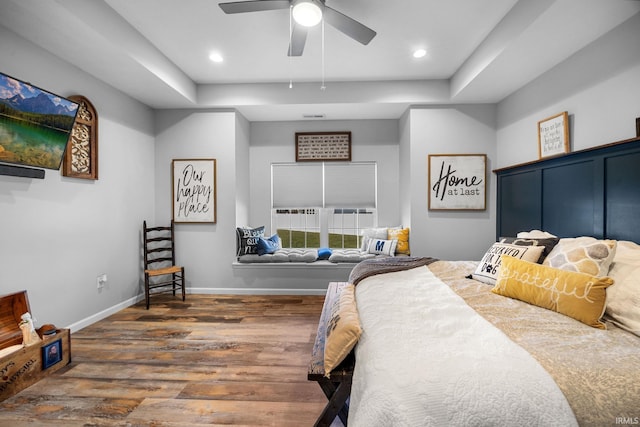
[348,256,437,285]
[349,266,578,427]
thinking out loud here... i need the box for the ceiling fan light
[292,1,322,27]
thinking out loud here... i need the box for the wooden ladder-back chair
[143,220,185,309]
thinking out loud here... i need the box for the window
[328,208,376,249]
[272,162,377,248]
[274,208,320,248]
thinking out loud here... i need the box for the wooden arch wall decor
[63,95,98,180]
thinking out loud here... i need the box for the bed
[320,137,640,427]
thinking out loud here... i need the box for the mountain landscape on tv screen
[2,92,77,116]
[0,73,79,170]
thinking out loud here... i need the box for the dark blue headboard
[495,137,640,244]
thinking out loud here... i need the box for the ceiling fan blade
[323,6,376,45]
[287,22,308,56]
[219,0,290,14]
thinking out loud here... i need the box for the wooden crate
[0,291,71,402]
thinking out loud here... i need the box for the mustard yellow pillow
[493,255,614,329]
[388,227,410,255]
[324,284,361,376]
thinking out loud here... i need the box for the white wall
[0,26,155,330]
[234,113,251,226]
[153,110,239,291]
[398,110,412,228]
[496,13,640,168]
[408,105,497,260]
[248,120,401,231]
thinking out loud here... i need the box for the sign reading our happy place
[172,159,216,223]
[428,154,486,210]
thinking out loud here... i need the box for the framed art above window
[295,132,351,162]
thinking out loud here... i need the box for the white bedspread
[349,266,578,427]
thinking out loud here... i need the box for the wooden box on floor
[0,290,71,402]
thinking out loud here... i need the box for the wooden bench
[308,282,355,427]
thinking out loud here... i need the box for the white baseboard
[65,294,143,333]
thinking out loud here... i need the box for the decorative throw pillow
[256,234,281,255]
[499,236,559,263]
[360,227,388,252]
[543,237,617,276]
[472,242,545,285]
[604,240,640,336]
[366,238,397,256]
[317,247,332,260]
[324,284,361,376]
[236,226,265,256]
[388,227,410,255]
[493,255,614,329]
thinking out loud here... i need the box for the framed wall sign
[538,111,570,159]
[428,154,486,210]
[172,159,216,223]
[295,132,351,161]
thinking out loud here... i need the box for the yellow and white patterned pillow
[494,255,614,329]
[543,237,617,276]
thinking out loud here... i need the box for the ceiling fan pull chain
[289,5,293,89]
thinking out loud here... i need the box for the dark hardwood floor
[0,294,340,426]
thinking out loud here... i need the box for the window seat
[236,248,387,264]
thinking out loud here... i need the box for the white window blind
[272,162,376,208]
[325,162,377,208]
[272,163,323,208]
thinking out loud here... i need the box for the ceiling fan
[218,0,377,56]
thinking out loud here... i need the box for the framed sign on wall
[295,132,351,161]
[172,159,216,223]
[428,154,486,210]
[538,111,570,159]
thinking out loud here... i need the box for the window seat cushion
[237,248,318,263]
[236,248,399,264]
[328,249,379,263]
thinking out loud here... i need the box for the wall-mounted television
[0,72,79,171]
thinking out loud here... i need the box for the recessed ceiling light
[413,49,427,59]
[209,52,224,63]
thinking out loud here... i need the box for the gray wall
[406,105,498,261]
[496,13,640,168]
[153,110,239,292]
[0,25,155,330]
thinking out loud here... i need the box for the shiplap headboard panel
[495,137,640,244]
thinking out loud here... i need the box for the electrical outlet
[97,274,107,289]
